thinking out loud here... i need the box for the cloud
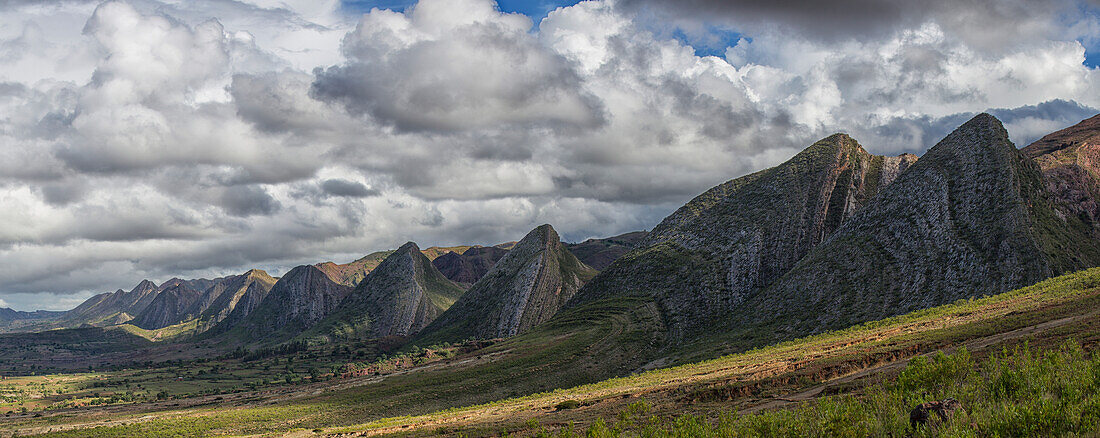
[220,185,281,217]
[320,179,379,197]
[310,0,605,132]
[618,0,1089,51]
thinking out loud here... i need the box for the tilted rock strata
[417,224,597,343]
[570,133,916,339]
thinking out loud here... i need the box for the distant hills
[0,225,642,348]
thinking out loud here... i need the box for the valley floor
[5,268,1100,437]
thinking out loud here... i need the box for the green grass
[526,341,1100,437]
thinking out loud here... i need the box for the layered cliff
[736,114,1100,345]
[415,224,597,344]
[1021,114,1100,233]
[569,133,917,339]
[305,242,465,342]
[211,265,353,343]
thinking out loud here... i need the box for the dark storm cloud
[219,185,281,217]
[320,178,378,197]
[618,0,1074,48]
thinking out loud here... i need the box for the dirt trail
[741,310,1100,414]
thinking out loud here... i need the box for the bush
[555,400,581,410]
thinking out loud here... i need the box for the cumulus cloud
[311,0,605,132]
[0,0,1098,309]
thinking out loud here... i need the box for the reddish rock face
[1022,114,1100,231]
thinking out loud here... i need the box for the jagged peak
[244,269,272,280]
[528,224,559,245]
[794,132,868,159]
[286,264,323,277]
[395,241,421,254]
[159,278,185,289]
[130,279,157,293]
[925,112,1014,158]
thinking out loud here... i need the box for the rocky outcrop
[415,225,597,344]
[569,133,917,339]
[564,231,649,270]
[183,270,277,331]
[211,265,353,343]
[745,114,1100,344]
[431,246,509,285]
[1021,114,1100,232]
[305,242,466,342]
[131,282,204,330]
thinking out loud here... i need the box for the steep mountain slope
[431,246,510,285]
[181,270,278,332]
[415,225,597,344]
[65,279,160,326]
[211,265,353,343]
[564,231,649,270]
[131,282,205,330]
[570,133,917,339]
[303,243,466,342]
[1021,114,1100,231]
[739,113,1100,346]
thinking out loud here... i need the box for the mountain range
[2,113,1099,375]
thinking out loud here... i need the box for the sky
[0,0,1099,311]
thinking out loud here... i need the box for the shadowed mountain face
[431,246,510,285]
[127,272,277,332]
[565,231,649,270]
[1022,114,1100,233]
[740,114,1100,344]
[210,265,353,344]
[415,224,598,344]
[304,242,466,342]
[188,270,278,331]
[569,133,917,340]
[563,114,1100,359]
[131,282,205,330]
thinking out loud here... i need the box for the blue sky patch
[341,0,581,21]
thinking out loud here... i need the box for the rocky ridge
[415,224,597,344]
[211,265,353,343]
[304,242,465,342]
[569,133,917,339]
[729,114,1100,346]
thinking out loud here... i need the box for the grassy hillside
[6,267,1100,437]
